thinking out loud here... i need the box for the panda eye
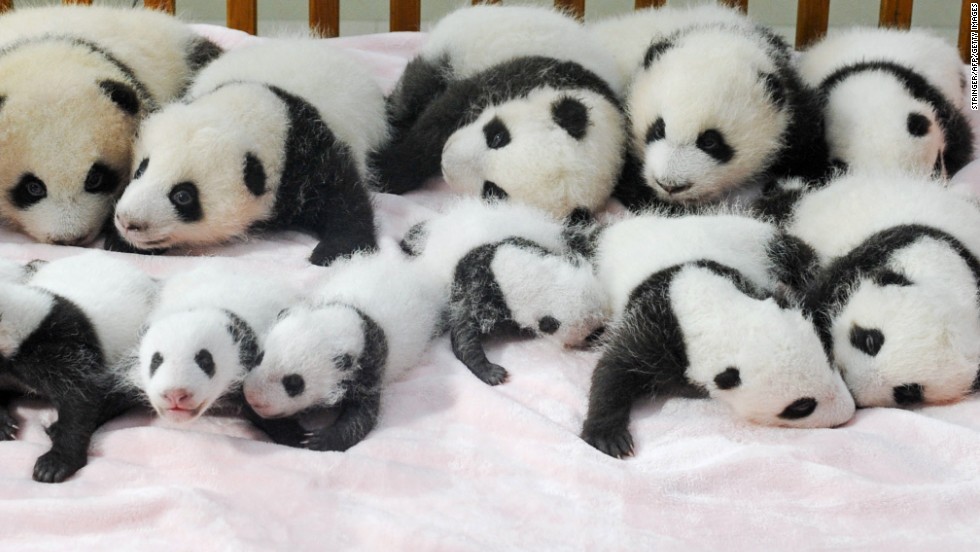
[713,367,741,390]
[133,158,149,180]
[483,117,511,149]
[10,173,47,208]
[779,397,817,419]
[149,352,164,377]
[195,349,215,378]
[907,112,931,137]
[696,129,734,163]
[172,190,193,206]
[850,324,885,357]
[645,117,666,143]
[282,374,306,397]
[84,163,120,194]
[168,181,203,222]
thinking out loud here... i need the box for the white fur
[0,284,54,360]
[0,6,207,244]
[114,39,386,250]
[244,248,443,418]
[440,86,626,217]
[133,262,300,422]
[0,258,32,284]
[422,4,622,93]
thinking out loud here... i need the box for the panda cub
[121,262,300,424]
[782,173,980,407]
[593,6,827,207]
[0,6,220,246]
[798,28,973,177]
[448,237,608,386]
[375,5,628,218]
[243,247,443,452]
[582,214,855,458]
[108,39,385,266]
[0,252,157,482]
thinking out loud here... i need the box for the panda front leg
[449,316,508,386]
[0,391,19,441]
[303,391,380,452]
[580,347,659,459]
[242,402,309,448]
[33,394,102,483]
[308,191,379,267]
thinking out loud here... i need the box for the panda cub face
[823,76,944,177]
[136,310,247,422]
[0,49,141,245]
[441,88,625,218]
[113,89,285,250]
[243,304,365,419]
[629,28,789,203]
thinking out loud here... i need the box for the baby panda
[798,27,973,178]
[582,213,855,458]
[243,247,443,452]
[592,7,828,207]
[0,6,220,246]
[374,5,628,218]
[448,237,608,386]
[121,262,300,424]
[0,252,157,482]
[107,39,385,266]
[782,173,980,407]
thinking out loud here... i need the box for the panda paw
[581,426,634,459]
[0,410,18,441]
[472,362,509,386]
[33,450,86,483]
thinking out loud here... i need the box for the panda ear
[551,97,589,140]
[243,152,266,196]
[760,72,786,109]
[643,39,675,69]
[99,80,140,116]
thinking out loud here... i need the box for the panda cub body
[108,39,385,266]
[0,252,157,482]
[0,6,220,246]
[783,174,980,407]
[594,7,827,207]
[375,5,627,218]
[244,247,443,452]
[582,214,854,458]
[122,262,299,425]
[799,28,973,177]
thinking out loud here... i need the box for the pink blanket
[1,27,980,551]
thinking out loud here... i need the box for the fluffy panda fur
[781,173,980,407]
[0,6,220,246]
[374,5,628,218]
[582,213,854,458]
[107,39,384,266]
[798,27,973,177]
[448,237,608,385]
[0,252,157,482]
[243,246,443,452]
[594,7,827,208]
[121,262,300,424]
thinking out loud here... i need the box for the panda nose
[116,213,147,232]
[659,180,693,194]
[162,388,195,409]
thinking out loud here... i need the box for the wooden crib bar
[0,1,971,62]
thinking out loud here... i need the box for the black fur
[372,56,621,194]
[398,221,427,257]
[892,383,924,406]
[184,37,223,76]
[551,97,590,140]
[714,367,741,390]
[778,397,817,419]
[195,349,215,378]
[482,181,508,201]
[10,174,47,209]
[696,129,734,163]
[225,311,260,370]
[820,61,974,176]
[83,163,121,195]
[243,153,266,196]
[133,158,149,180]
[766,231,820,296]
[98,80,140,116]
[642,39,675,68]
[382,54,452,144]
[483,117,511,149]
[0,293,137,482]
[168,182,203,223]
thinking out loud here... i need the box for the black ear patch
[282,373,306,397]
[779,397,817,419]
[149,352,163,377]
[907,112,931,137]
[168,181,203,222]
[195,349,215,378]
[850,325,885,357]
[538,316,560,335]
[10,173,47,209]
[99,80,140,116]
[714,367,741,390]
[482,181,509,200]
[643,39,675,68]
[873,269,913,287]
[696,129,734,163]
[893,383,924,405]
[760,72,786,109]
[243,153,266,196]
[226,311,260,370]
[646,117,666,144]
[551,97,589,140]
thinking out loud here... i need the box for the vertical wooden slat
[720,0,749,13]
[0,0,12,12]
[390,0,420,32]
[555,0,585,20]
[959,0,972,63]
[144,0,175,14]
[62,0,93,4]
[473,0,502,4]
[635,0,666,8]
[879,0,914,28]
[796,0,830,50]
[227,0,257,35]
[309,0,339,37]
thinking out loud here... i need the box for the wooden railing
[2,0,974,62]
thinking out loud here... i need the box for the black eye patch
[537,316,560,335]
[907,113,931,137]
[646,117,666,143]
[133,158,149,180]
[551,97,589,140]
[195,349,215,378]
[84,163,120,194]
[872,269,913,287]
[778,397,817,420]
[483,117,511,150]
[696,129,734,163]
[850,325,885,357]
[713,367,741,390]
[893,383,924,405]
[282,373,306,397]
[149,352,163,377]
[482,181,508,200]
[243,152,266,196]
[168,181,203,222]
[10,173,47,209]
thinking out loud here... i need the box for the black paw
[302,428,359,452]
[33,450,87,483]
[0,410,18,441]
[582,426,634,459]
[472,362,509,386]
